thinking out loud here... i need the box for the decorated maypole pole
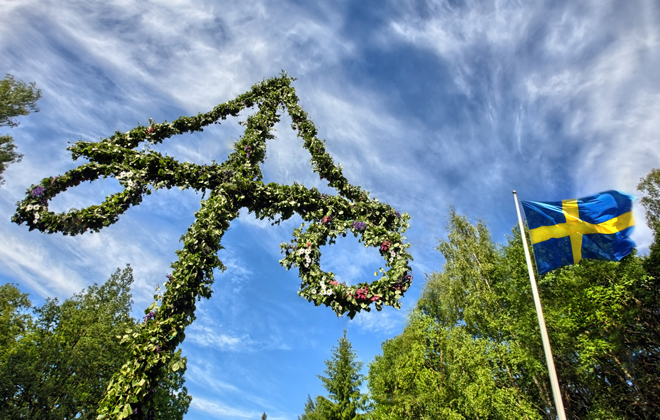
[13,74,413,419]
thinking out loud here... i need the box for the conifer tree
[300,331,367,420]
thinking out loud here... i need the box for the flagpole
[513,190,567,420]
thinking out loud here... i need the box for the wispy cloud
[190,396,262,419]
[353,306,406,335]
[188,324,256,352]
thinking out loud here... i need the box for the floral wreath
[12,73,412,419]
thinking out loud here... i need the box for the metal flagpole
[512,190,567,420]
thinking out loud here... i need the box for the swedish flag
[521,191,635,274]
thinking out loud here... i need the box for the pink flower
[380,240,391,252]
[370,296,380,302]
[356,286,369,300]
[306,243,311,247]
[329,280,339,286]
[146,127,155,134]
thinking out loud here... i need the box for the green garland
[12,74,412,419]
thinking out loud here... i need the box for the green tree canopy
[300,331,368,420]
[0,282,32,356]
[0,74,42,184]
[0,266,191,419]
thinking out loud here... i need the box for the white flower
[34,213,40,220]
[311,289,317,295]
[305,262,310,268]
[33,205,40,211]
[26,205,33,211]
[304,248,311,255]
[297,249,304,255]
[322,276,326,281]
[33,219,38,224]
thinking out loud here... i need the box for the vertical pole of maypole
[512,190,567,420]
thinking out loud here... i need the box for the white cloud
[190,396,261,419]
[187,324,254,351]
[353,306,406,335]
[188,363,240,393]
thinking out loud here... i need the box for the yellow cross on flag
[521,191,635,274]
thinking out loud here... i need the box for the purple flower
[143,311,156,323]
[352,221,367,232]
[395,211,401,218]
[30,186,46,198]
[165,274,173,282]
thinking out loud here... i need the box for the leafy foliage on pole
[11,73,413,419]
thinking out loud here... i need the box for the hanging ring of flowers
[280,206,413,318]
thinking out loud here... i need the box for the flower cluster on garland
[12,73,412,419]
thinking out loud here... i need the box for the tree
[299,394,325,420]
[369,314,539,420]
[369,211,541,420]
[0,283,32,358]
[0,266,191,419]
[638,169,660,234]
[300,331,368,420]
[0,74,42,184]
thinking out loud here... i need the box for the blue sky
[1,0,659,418]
